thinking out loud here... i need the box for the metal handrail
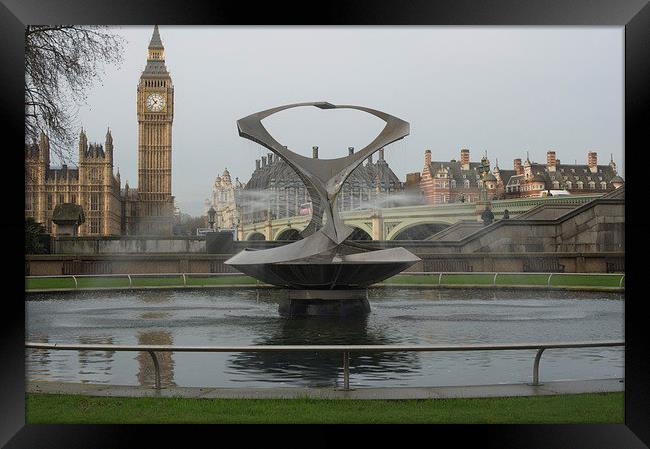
[25,340,624,391]
[24,271,626,281]
[24,271,625,294]
[25,271,625,278]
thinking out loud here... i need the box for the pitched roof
[142,59,169,77]
[143,26,169,77]
[149,25,164,49]
[52,203,85,224]
[428,160,485,187]
[495,168,516,186]
[506,162,622,188]
[245,153,401,191]
[46,167,79,181]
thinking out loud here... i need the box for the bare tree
[173,214,208,236]
[25,25,125,161]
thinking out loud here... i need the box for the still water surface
[26,288,624,388]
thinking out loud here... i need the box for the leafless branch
[25,25,125,161]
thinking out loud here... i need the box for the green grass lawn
[25,275,258,290]
[549,274,624,288]
[25,277,77,290]
[185,275,257,286]
[383,274,495,285]
[131,276,184,287]
[26,392,623,424]
[25,273,624,291]
[495,273,550,286]
[381,273,623,288]
[77,277,131,288]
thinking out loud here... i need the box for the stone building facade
[420,148,624,205]
[502,151,623,198]
[420,148,497,205]
[25,130,122,236]
[25,26,176,237]
[238,146,404,225]
[204,168,244,230]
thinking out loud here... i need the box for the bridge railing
[25,340,624,391]
[24,271,625,290]
[240,194,602,232]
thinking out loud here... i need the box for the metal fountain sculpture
[226,102,420,312]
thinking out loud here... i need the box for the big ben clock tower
[136,25,174,235]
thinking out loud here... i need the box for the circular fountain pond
[26,287,624,388]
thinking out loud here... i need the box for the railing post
[532,347,546,386]
[547,273,553,288]
[72,275,78,289]
[127,274,132,287]
[182,273,187,286]
[438,272,443,286]
[343,351,350,390]
[619,274,625,288]
[147,350,161,390]
[493,272,498,286]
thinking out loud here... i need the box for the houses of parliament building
[25,26,175,236]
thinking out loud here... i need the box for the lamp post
[207,206,216,231]
[475,155,492,223]
[478,156,490,202]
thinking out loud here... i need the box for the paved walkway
[28,378,623,400]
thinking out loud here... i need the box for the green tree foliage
[25,217,48,254]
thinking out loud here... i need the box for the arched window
[577,181,583,189]
[566,181,572,189]
[464,179,470,189]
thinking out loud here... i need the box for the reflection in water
[26,288,624,388]
[27,334,51,378]
[136,331,175,388]
[227,315,419,387]
[78,336,114,383]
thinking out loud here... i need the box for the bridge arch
[343,220,373,238]
[246,232,266,241]
[349,226,372,240]
[387,221,450,240]
[275,227,303,241]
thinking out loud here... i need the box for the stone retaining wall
[25,252,624,276]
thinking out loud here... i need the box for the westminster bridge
[239,194,602,241]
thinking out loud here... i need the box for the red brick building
[420,149,498,204]
[420,149,623,205]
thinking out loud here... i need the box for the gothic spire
[149,25,164,49]
[143,25,169,77]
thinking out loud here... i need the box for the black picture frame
[1,0,648,447]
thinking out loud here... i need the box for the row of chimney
[425,148,602,175]
[516,150,599,174]
[311,146,385,162]
[254,146,386,169]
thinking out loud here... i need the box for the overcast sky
[69,26,623,216]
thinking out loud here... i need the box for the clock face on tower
[146,92,165,112]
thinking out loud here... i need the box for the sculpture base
[277,289,370,317]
